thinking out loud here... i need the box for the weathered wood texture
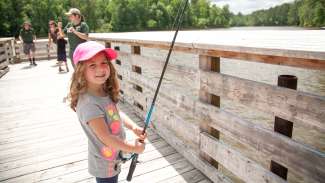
[100,38,325,183]
[200,71,325,131]
[0,38,13,78]
[200,132,286,183]
[89,31,325,70]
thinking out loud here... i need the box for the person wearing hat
[68,41,146,183]
[19,21,37,66]
[58,8,89,69]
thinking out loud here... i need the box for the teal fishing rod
[126,0,189,181]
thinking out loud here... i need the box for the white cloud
[211,0,295,14]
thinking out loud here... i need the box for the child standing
[57,31,69,72]
[69,41,146,183]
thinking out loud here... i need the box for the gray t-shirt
[76,93,126,178]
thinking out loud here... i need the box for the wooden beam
[124,71,325,183]
[152,117,232,183]
[200,71,325,131]
[195,101,325,183]
[200,132,286,183]
[0,66,9,78]
[90,37,325,71]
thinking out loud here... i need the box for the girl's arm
[88,117,145,154]
[120,111,147,140]
[120,111,138,130]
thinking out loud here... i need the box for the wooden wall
[0,38,14,78]
[90,36,325,183]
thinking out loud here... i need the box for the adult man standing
[19,21,37,66]
[58,8,89,69]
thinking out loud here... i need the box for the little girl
[69,41,146,183]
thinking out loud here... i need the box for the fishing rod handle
[126,153,139,181]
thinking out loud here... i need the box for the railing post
[105,42,111,48]
[47,44,49,60]
[199,55,220,169]
[271,75,298,180]
[14,40,21,63]
[0,41,10,78]
[130,45,146,116]
[10,38,16,63]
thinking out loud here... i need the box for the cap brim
[65,12,72,15]
[74,48,117,65]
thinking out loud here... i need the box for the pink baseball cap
[73,41,117,65]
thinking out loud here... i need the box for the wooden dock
[1,33,324,183]
[0,60,211,183]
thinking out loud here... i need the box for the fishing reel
[118,151,137,163]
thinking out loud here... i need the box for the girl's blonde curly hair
[68,59,120,112]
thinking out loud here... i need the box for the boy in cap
[19,21,37,66]
[58,8,89,69]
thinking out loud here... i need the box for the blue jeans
[96,175,118,183]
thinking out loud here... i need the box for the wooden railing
[90,34,325,183]
[15,39,59,61]
[0,37,65,78]
[0,38,15,78]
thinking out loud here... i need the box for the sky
[211,0,295,14]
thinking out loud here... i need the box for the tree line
[0,0,324,38]
[231,0,325,27]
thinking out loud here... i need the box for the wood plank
[90,34,325,70]
[0,53,7,63]
[0,123,78,144]
[5,140,176,183]
[123,64,325,183]
[0,131,160,172]
[5,160,89,183]
[0,136,86,163]
[0,150,87,182]
[154,103,200,146]
[40,152,184,183]
[197,180,213,183]
[0,130,82,150]
[157,169,207,183]
[195,101,325,183]
[0,60,9,70]
[128,73,324,183]
[118,51,198,74]
[119,158,194,183]
[0,115,75,132]
[152,117,232,183]
[200,132,286,183]
[0,143,87,172]
[0,66,9,78]
[200,71,325,131]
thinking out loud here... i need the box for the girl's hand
[133,139,145,154]
[132,126,147,141]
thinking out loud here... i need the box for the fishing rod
[126,0,189,181]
